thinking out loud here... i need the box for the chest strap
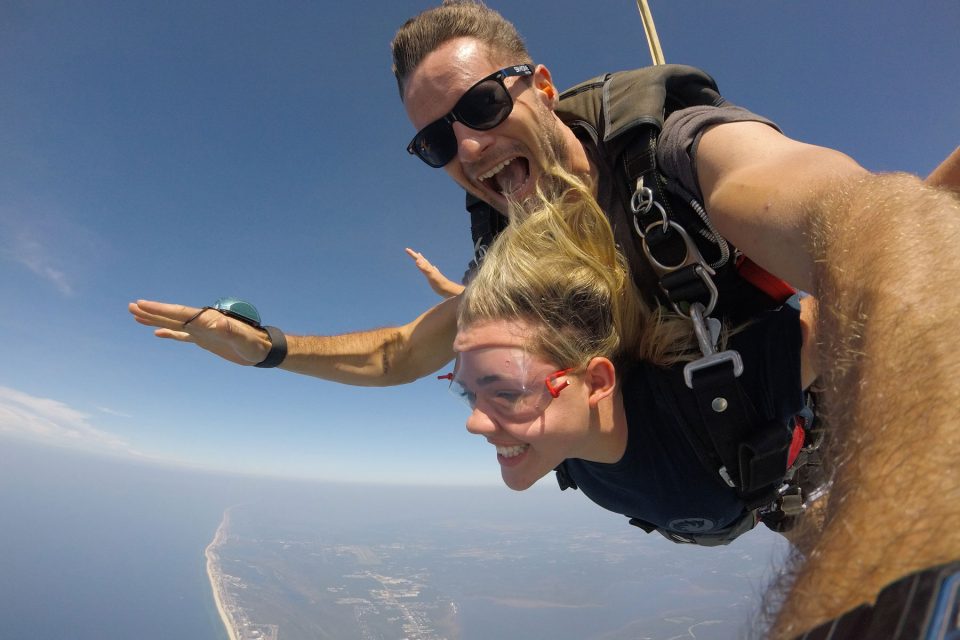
[628,164,791,506]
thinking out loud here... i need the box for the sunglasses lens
[409,76,515,168]
[457,79,513,130]
[413,119,458,168]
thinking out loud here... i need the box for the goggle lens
[447,377,551,424]
[439,346,573,425]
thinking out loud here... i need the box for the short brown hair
[391,1,530,99]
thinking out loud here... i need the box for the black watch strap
[794,560,960,639]
[254,326,287,368]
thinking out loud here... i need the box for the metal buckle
[683,302,743,388]
[683,351,744,389]
[639,220,719,317]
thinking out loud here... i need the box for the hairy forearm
[280,329,414,386]
[277,296,459,387]
[773,174,960,636]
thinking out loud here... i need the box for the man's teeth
[478,158,513,182]
[496,443,529,458]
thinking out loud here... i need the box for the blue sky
[2,0,957,484]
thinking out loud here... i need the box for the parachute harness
[631,176,793,504]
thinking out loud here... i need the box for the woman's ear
[584,356,617,407]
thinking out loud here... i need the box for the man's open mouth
[478,156,531,197]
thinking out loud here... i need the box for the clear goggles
[439,347,573,425]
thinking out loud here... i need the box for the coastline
[206,507,239,640]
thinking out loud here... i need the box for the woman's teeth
[496,444,529,458]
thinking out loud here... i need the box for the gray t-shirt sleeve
[657,104,780,203]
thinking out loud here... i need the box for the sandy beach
[206,507,239,640]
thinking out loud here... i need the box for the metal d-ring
[630,182,669,237]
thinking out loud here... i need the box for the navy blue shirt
[561,302,804,535]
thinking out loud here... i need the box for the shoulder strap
[553,67,795,507]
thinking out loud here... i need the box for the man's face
[403,38,567,215]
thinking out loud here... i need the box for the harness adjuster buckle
[683,350,745,389]
[683,302,742,388]
[639,221,719,317]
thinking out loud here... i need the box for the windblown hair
[458,168,696,371]
[391,0,530,99]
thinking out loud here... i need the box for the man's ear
[584,356,617,407]
[534,64,558,108]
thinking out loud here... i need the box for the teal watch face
[213,297,262,327]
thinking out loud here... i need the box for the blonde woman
[426,170,818,546]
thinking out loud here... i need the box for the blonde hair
[458,168,695,371]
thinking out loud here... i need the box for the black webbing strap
[620,124,788,507]
[661,264,716,310]
[689,360,790,508]
[620,129,716,312]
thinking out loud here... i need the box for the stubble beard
[511,103,572,218]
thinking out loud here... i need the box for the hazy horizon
[1,439,788,639]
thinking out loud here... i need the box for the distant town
[203,500,785,640]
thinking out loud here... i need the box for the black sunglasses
[406,63,534,168]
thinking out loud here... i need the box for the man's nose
[465,406,498,436]
[452,121,494,163]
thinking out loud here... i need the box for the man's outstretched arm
[769,175,960,636]
[128,295,459,387]
[694,125,960,635]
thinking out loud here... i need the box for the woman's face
[451,319,595,491]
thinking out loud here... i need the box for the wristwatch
[794,560,960,639]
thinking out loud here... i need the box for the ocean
[0,441,234,640]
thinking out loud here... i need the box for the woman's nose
[465,406,498,436]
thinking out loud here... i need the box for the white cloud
[6,233,75,296]
[0,386,140,455]
[98,406,133,418]
[0,202,105,297]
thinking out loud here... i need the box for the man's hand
[128,300,270,366]
[925,145,960,192]
[405,248,465,298]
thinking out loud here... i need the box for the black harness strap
[462,66,805,535]
[688,360,790,508]
[613,81,792,507]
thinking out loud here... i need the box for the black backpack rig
[464,65,825,544]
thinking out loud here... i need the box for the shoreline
[205,507,239,640]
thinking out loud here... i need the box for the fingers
[405,248,464,299]
[405,247,434,271]
[129,300,204,330]
[406,247,443,280]
[154,328,196,343]
[129,298,257,366]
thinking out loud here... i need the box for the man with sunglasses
[130,1,960,636]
